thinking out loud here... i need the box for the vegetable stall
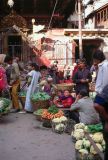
[71,123,104,160]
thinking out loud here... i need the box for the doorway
[75,39,102,66]
[8,35,22,58]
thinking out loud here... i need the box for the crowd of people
[0,49,108,159]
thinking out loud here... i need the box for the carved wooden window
[101,11,104,22]
[107,7,108,19]
[97,13,100,23]
[104,9,107,21]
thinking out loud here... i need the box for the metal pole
[78,0,83,58]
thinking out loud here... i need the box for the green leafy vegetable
[48,105,59,114]
[31,92,50,102]
[87,123,103,133]
[0,98,11,114]
[34,109,44,115]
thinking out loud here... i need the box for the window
[104,9,107,21]
[101,11,104,22]
[107,7,108,19]
[97,13,100,23]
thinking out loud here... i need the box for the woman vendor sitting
[54,90,75,108]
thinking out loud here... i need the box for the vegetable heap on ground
[31,92,50,102]
[71,123,105,157]
[42,105,64,120]
[52,116,68,133]
[0,98,11,115]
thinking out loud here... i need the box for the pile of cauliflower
[71,123,105,156]
[52,116,68,133]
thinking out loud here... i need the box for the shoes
[10,108,20,113]
[18,110,26,114]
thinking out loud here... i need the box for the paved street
[0,113,76,160]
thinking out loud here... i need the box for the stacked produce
[52,116,68,134]
[31,92,50,111]
[0,98,11,116]
[71,123,105,159]
[31,92,50,102]
[41,105,64,128]
[42,105,64,120]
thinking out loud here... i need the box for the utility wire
[47,0,59,31]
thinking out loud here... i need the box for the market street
[0,113,76,160]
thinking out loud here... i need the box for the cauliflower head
[90,143,103,155]
[79,149,89,155]
[92,132,103,143]
[73,129,85,140]
[74,123,85,130]
[75,140,83,150]
[83,139,91,149]
[59,116,68,122]
[55,123,65,132]
[52,118,61,124]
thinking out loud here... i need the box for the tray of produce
[71,123,104,160]
[41,105,64,128]
[33,109,45,121]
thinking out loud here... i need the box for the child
[43,77,57,97]
[54,90,75,108]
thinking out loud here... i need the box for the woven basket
[56,83,74,92]
[75,150,101,160]
[32,100,49,111]
[42,118,52,128]
[35,114,42,121]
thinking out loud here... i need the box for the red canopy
[33,48,51,67]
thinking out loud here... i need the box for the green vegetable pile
[34,109,44,116]
[31,92,50,102]
[48,105,59,114]
[87,123,103,133]
[19,91,26,97]
[0,98,11,115]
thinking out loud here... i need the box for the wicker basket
[56,83,74,92]
[35,114,42,121]
[52,122,67,134]
[75,150,102,160]
[31,100,49,111]
[42,118,52,128]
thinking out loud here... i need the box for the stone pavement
[0,113,76,160]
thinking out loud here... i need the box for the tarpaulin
[33,49,51,67]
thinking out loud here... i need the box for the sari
[25,70,41,112]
